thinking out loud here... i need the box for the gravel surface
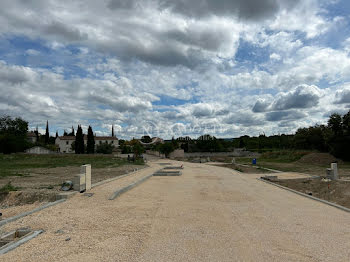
[1,161,350,261]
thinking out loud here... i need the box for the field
[235,151,350,177]
[0,154,145,206]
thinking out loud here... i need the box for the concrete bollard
[81,164,91,190]
[73,173,86,192]
[326,163,339,180]
[331,163,338,180]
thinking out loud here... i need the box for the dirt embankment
[296,153,342,165]
[274,178,350,209]
[213,163,269,174]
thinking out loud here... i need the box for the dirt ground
[3,161,350,261]
[0,164,146,207]
[272,177,350,209]
[211,163,270,174]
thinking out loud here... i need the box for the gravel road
[2,160,350,261]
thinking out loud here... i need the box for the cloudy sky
[1,0,350,139]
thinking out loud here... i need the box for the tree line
[232,110,350,160]
[1,110,350,160]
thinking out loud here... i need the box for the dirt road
[2,161,350,261]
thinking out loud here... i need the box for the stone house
[27,131,38,143]
[55,135,118,153]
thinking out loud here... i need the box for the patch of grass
[0,182,19,193]
[260,151,312,163]
[237,152,350,176]
[234,166,243,172]
[0,154,142,178]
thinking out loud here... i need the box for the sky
[1,0,350,139]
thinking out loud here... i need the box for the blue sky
[1,0,350,139]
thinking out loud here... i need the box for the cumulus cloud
[252,85,322,113]
[157,0,299,21]
[252,99,270,113]
[265,110,307,122]
[191,103,215,117]
[335,88,350,104]
[271,85,321,110]
[0,0,348,138]
[0,61,154,128]
[224,110,265,126]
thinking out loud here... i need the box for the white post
[81,164,91,190]
[331,163,338,180]
[73,173,86,192]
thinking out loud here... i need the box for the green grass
[259,151,311,163]
[236,151,311,164]
[236,151,350,176]
[0,154,144,178]
[234,166,243,172]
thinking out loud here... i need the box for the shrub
[0,182,19,193]
[96,143,114,154]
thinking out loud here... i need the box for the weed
[0,182,19,193]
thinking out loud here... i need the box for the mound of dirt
[296,153,341,165]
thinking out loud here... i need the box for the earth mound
[296,153,341,165]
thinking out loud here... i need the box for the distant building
[55,135,118,153]
[25,146,54,154]
[27,131,38,143]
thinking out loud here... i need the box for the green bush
[96,143,114,154]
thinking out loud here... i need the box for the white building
[27,131,38,143]
[25,146,53,154]
[55,135,118,153]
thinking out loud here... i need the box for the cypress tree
[87,126,95,154]
[45,120,49,144]
[75,126,80,154]
[80,126,85,153]
[75,125,85,154]
[35,125,39,142]
[112,125,114,137]
[56,131,58,138]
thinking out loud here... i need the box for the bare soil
[296,153,342,165]
[215,163,269,174]
[3,161,350,261]
[0,164,145,207]
[273,177,350,209]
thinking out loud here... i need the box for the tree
[0,116,29,154]
[112,125,114,137]
[328,113,342,135]
[133,142,144,158]
[35,125,39,141]
[343,111,350,135]
[159,142,175,158]
[75,125,85,154]
[96,143,114,154]
[56,131,58,138]
[86,126,95,154]
[171,136,179,149]
[45,120,49,144]
[141,135,152,143]
[68,126,75,136]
